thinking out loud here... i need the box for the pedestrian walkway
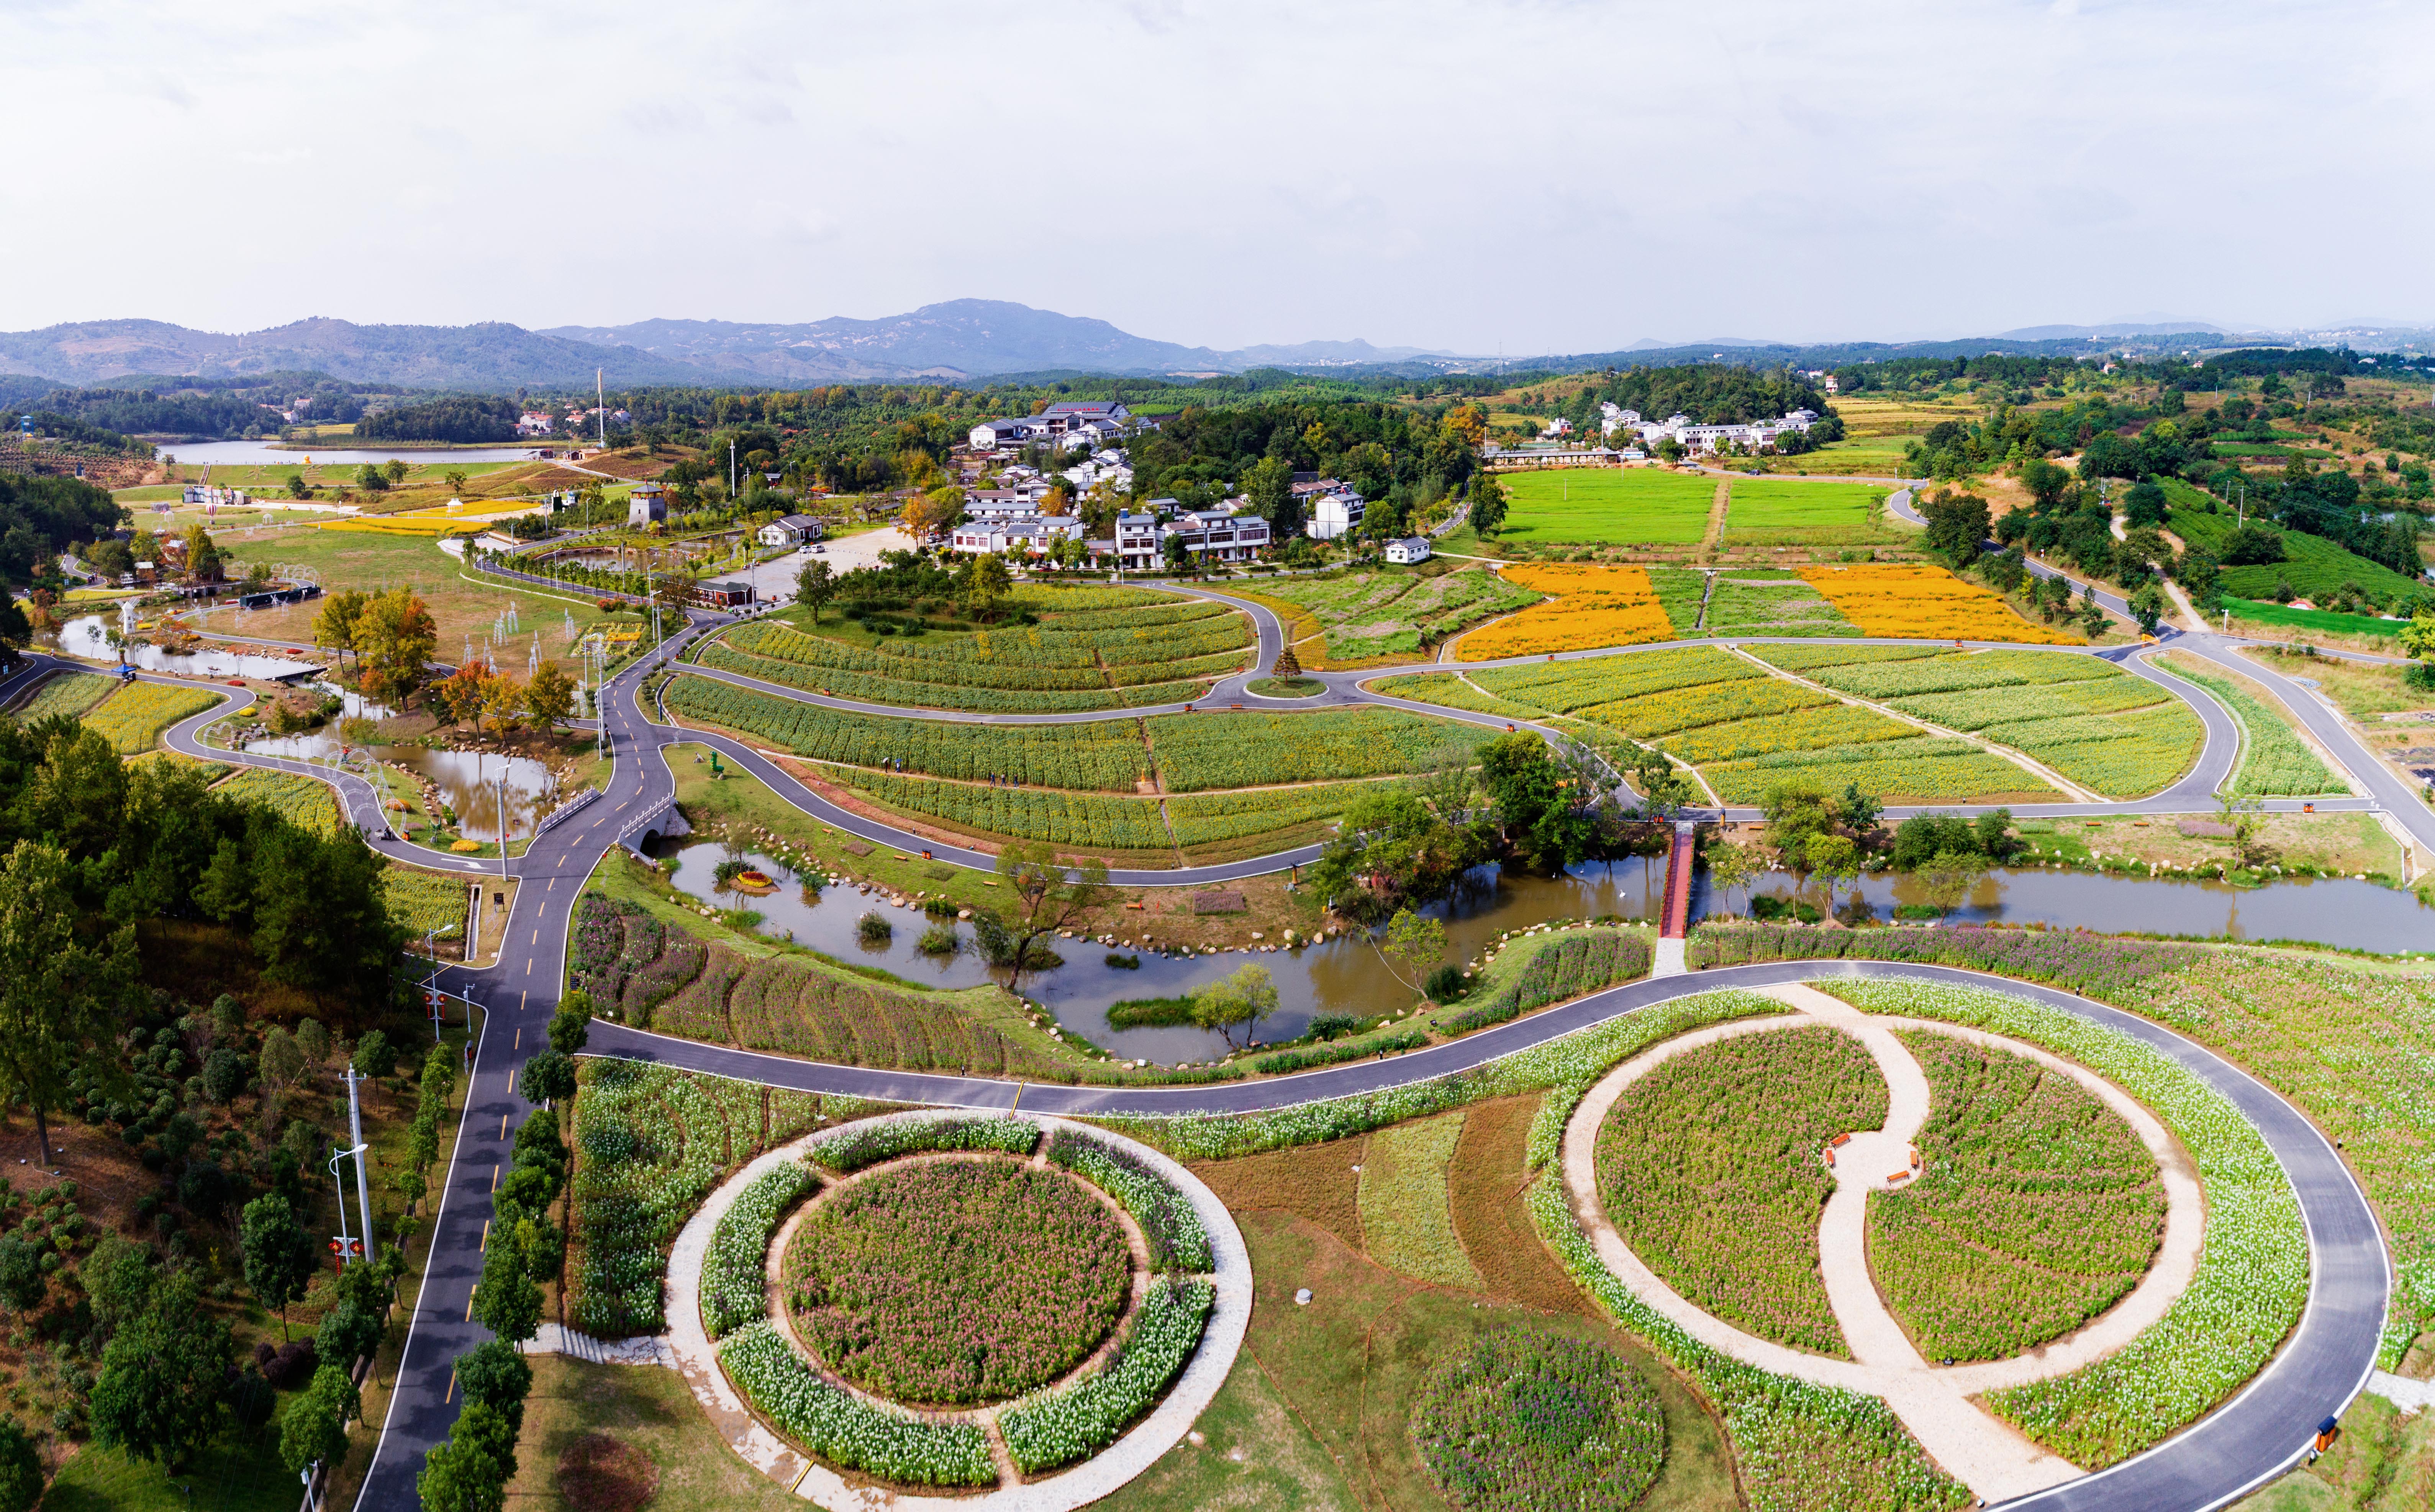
[1658,820,1697,939]
[519,1323,674,1368]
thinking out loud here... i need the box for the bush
[1308,1015,1360,1041]
[1424,964,1468,1001]
[857,911,892,945]
[202,1048,247,1104]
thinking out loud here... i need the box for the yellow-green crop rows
[1663,705,1916,765]
[212,767,344,836]
[1468,646,1765,713]
[1576,676,1831,739]
[1704,736,2059,804]
[668,677,1151,790]
[14,671,118,720]
[1249,567,1540,659]
[1165,782,1389,847]
[1365,672,1541,720]
[82,682,220,753]
[384,866,469,938]
[1145,707,1491,792]
[849,771,1170,850]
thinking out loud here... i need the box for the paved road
[583,959,2385,1512]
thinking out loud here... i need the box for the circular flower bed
[1411,1328,1665,1510]
[786,1159,1131,1406]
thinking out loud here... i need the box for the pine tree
[1272,645,1302,682]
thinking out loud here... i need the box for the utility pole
[597,368,606,450]
[344,1067,375,1263]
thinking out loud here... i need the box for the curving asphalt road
[579,959,2386,1512]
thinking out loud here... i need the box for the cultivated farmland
[1595,1025,1889,1357]
[212,767,344,836]
[81,681,219,753]
[1796,565,2078,644]
[1496,466,1718,545]
[1697,573,1862,637]
[848,771,1171,851]
[1246,568,1539,662]
[1457,565,1675,659]
[1145,706,1491,790]
[1721,478,1895,546]
[13,671,118,720]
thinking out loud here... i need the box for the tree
[1759,781,1834,887]
[1271,645,1302,682]
[419,1400,518,1512]
[90,1274,232,1469]
[1187,964,1279,1050]
[1804,832,1859,911]
[2215,790,2267,871]
[0,1238,44,1314]
[993,842,1110,993]
[795,558,836,621]
[259,1027,306,1088]
[959,552,1011,617]
[0,1419,38,1512]
[444,469,468,496]
[312,589,368,672]
[1922,491,1992,566]
[519,1051,575,1106]
[2077,597,2109,639]
[906,485,965,538]
[2020,456,2071,509]
[278,1363,359,1475]
[383,458,410,486]
[548,995,593,1055]
[1308,789,1493,922]
[454,1340,534,1430]
[1242,457,1296,535]
[1631,745,1692,816]
[354,586,439,705]
[1835,782,1883,835]
[1380,908,1447,994]
[355,464,389,494]
[352,1029,397,1078]
[1914,849,1988,919]
[286,472,313,501]
[479,671,527,733]
[524,661,575,726]
[1705,841,1758,916]
[239,1192,317,1340]
[316,1295,383,1371]
[1468,472,1508,535]
[474,1237,542,1345]
[0,839,140,1163]
[1161,530,1191,574]
[1477,732,1589,874]
[2130,582,2166,635]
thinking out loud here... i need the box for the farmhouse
[1385,536,1432,565]
[968,418,1043,450]
[696,579,756,609]
[1304,486,1367,541]
[949,515,1085,556]
[757,514,824,548]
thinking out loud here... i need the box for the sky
[3,0,2428,354]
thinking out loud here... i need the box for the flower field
[13,671,117,720]
[1702,736,2058,805]
[1661,705,1914,765]
[786,1160,1131,1404]
[568,1059,834,1337]
[1365,672,1541,720]
[718,1322,995,1486]
[1794,565,2077,644]
[1045,1130,1213,1271]
[1868,1032,2165,1361]
[1821,979,2308,1467]
[211,767,344,836]
[381,866,467,939]
[807,1115,1038,1174]
[311,501,532,535]
[667,677,1154,789]
[1975,708,2202,799]
[1409,1327,1666,1512]
[81,681,218,753]
[1249,567,1541,661]
[1576,676,1833,740]
[1145,707,1491,791]
[702,1162,821,1339]
[1457,565,1675,660]
[1357,1111,1479,1287]
[998,1277,1215,1473]
[1697,573,1865,637]
[1163,782,1390,848]
[567,895,708,1021]
[1594,1025,1890,1358]
[2158,659,2344,797]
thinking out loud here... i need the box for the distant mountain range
[0,301,1454,390]
[0,301,2428,395]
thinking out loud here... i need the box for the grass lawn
[46,1428,299,1512]
[2007,811,2400,884]
[503,1354,806,1512]
[1721,478,1895,545]
[1496,468,1716,545]
[2222,599,2407,645]
[2235,646,2428,724]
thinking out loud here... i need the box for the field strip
[1699,479,1732,551]
[1721,646,2102,803]
[2153,650,2361,798]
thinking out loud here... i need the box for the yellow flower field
[313,501,533,535]
[1456,565,1675,661]
[1794,565,2076,644]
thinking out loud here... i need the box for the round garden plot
[676,1111,1250,1512]
[783,1159,1132,1406]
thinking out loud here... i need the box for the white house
[1304,489,1366,541]
[968,418,1043,450]
[627,483,668,527]
[758,514,824,548]
[517,411,555,436]
[1037,400,1129,434]
[949,515,1085,556]
[1385,536,1432,565]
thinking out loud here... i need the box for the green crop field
[699,642,1201,714]
[81,682,220,753]
[2159,659,2343,797]
[1145,707,1490,791]
[1644,566,1709,633]
[1468,645,1763,712]
[213,767,344,835]
[1248,568,1538,660]
[12,671,119,720]
[1703,736,2059,804]
[1164,782,1385,848]
[849,771,1171,851]
[1364,672,1542,719]
[2170,509,2425,605]
[2219,598,2406,641]
[1664,705,1915,764]
[667,677,1153,789]
[1496,468,1716,545]
[1978,708,2203,799]
[1699,574,1862,637]
[1578,676,1833,738]
[1720,479,1894,546]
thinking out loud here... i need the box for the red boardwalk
[1659,821,1696,939]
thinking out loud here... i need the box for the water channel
[51,613,321,682]
[658,841,2435,1065]
[238,726,557,843]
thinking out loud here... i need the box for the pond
[238,730,556,843]
[662,841,2435,1065]
[49,613,323,682]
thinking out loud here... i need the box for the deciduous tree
[0,839,139,1164]
[240,1192,317,1340]
[1188,964,1279,1050]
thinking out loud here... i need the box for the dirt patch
[1447,1095,1591,1317]
[1192,890,1248,915]
[558,1433,661,1512]
[1193,1137,1366,1253]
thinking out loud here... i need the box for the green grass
[1355,1111,1480,1287]
[1497,468,1717,544]
[46,1425,298,1512]
[2221,598,2406,642]
[503,1354,812,1512]
[1721,479,1894,545]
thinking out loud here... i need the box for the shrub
[703,1163,818,1339]
[998,1278,1214,1473]
[719,1322,994,1486]
[856,911,892,945]
[1424,964,1467,1001]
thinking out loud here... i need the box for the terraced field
[847,771,1172,851]
[1246,567,1539,661]
[706,595,1254,713]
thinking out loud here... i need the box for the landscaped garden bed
[1410,1327,1667,1510]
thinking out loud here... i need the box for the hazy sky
[4,0,2426,353]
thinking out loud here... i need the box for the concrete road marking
[465,1289,477,1322]
[479,1219,490,1252]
